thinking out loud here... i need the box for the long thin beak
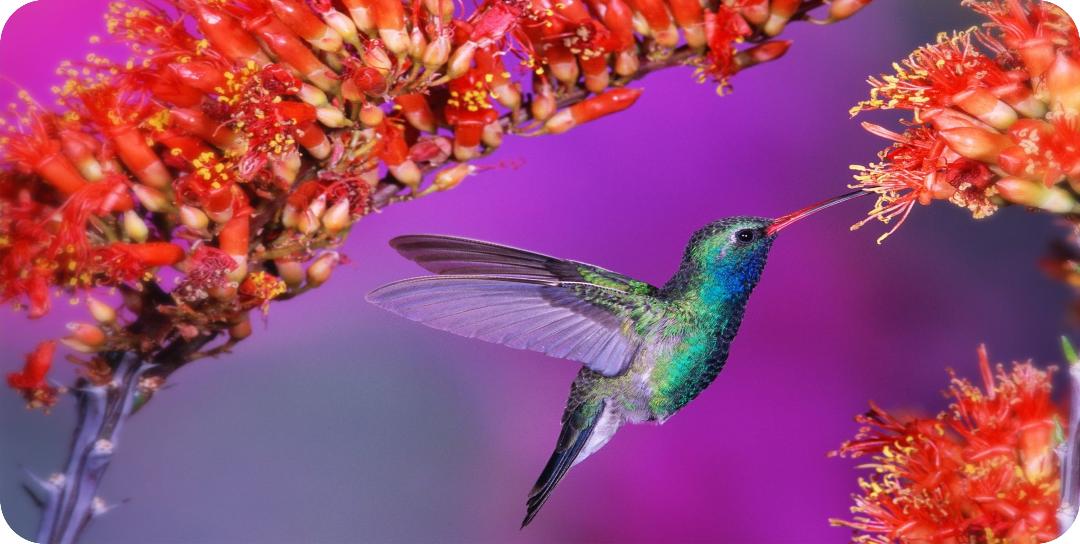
[765,190,869,236]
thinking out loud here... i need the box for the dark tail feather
[521,400,606,529]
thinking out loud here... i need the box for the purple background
[0,1,1070,542]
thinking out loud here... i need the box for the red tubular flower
[95,242,185,285]
[1,107,91,195]
[179,0,270,63]
[63,84,172,189]
[831,346,1060,543]
[7,341,59,411]
[543,87,642,134]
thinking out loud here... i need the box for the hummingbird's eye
[735,229,757,244]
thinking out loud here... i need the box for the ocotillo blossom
[0,0,870,409]
[848,0,1080,243]
[830,346,1061,543]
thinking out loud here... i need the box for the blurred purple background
[0,1,1070,542]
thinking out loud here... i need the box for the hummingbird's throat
[765,190,869,236]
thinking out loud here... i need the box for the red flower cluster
[0,0,868,408]
[831,346,1061,543]
[849,0,1080,243]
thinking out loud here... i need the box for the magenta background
[0,1,1071,542]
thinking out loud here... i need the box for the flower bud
[307,252,340,287]
[952,88,1017,130]
[827,0,871,22]
[300,194,327,235]
[346,1,376,34]
[996,146,1032,180]
[734,40,791,71]
[423,33,452,70]
[298,84,329,107]
[423,0,454,22]
[446,42,478,80]
[739,0,769,25]
[923,108,983,131]
[275,259,305,287]
[282,203,301,229]
[550,58,580,86]
[229,315,253,341]
[420,163,476,196]
[132,184,170,213]
[1047,51,1080,114]
[993,82,1047,119]
[123,211,149,243]
[397,94,437,133]
[938,127,1012,164]
[615,50,640,77]
[273,150,303,184]
[453,139,481,161]
[1019,37,1056,79]
[66,322,106,348]
[363,43,394,75]
[322,9,361,47]
[531,82,557,122]
[409,26,428,59]
[86,296,116,324]
[316,105,351,128]
[360,103,385,127]
[482,122,504,148]
[1019,419,1055,483]
[996,177,1078,213]
[60,338,96,353]
[763,0,800,36]
[60,130,104,182]
[210,284,238,301]
[380,28,409,57]
[322,198,352,234]
[389,160,423,189]
[179,206,209,233]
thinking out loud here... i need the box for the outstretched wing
[389,235,659,296]
[366,274,663,377]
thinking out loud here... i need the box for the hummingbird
[366,190,866,527]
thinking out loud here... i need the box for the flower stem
[34,352,144,544]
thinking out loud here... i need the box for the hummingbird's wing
[388,235,659,296]
[366,274,663,377]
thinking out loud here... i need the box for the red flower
[7,341,59,411]
[238,270,287,312]
[701,5,752,89]
[831,346,1060,543]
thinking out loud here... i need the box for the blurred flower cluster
[0,0,870,409]
[848,0,1080,243]
[831,346,1061,543]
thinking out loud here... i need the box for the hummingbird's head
[679,216,776,299]
[668,191,867,300]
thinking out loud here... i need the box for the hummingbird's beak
[765,190,869,236]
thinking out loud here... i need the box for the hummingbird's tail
[522,399,610,528]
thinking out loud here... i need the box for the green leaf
[1063,336,1079,366]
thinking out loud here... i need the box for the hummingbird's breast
[644,307,745,418]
